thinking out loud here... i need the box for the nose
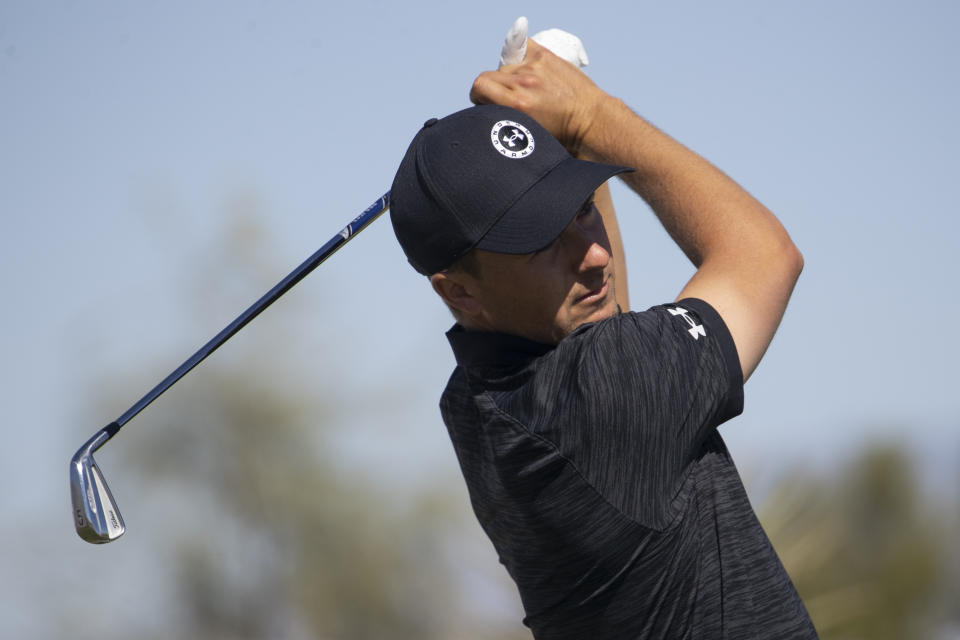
[578,236,610,274]
[561,216,611,274]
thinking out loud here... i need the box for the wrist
[573,95,636,162]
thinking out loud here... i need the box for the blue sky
[2,0,958,634]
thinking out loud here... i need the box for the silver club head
[70,429,125,543]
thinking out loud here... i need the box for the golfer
[390,32,816,639]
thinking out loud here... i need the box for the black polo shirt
[441,299,817,639]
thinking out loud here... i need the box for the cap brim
[474,157,632,255]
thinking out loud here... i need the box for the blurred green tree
[130,369,465,639]
[762,443,954,639]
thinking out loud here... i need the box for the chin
[590,297,620,322]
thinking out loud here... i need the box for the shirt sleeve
[527,297,744,529]
[668,297,744,425]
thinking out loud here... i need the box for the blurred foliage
[762,444,959,639]
[129,368,498,639]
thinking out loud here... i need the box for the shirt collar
[445,324,555,367]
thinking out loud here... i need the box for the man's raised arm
[471,39,803,381]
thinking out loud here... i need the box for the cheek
[526,275,576,326]
[506,272,553,312]
[494,269,560,321]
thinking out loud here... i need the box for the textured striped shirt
[441,298,817,639]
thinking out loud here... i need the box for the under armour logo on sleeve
[669,307,707,340]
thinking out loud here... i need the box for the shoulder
[558,300,740,373]
[550,300,743,423]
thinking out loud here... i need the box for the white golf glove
[498,16,589,69]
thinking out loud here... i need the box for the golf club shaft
[100,191,390,446]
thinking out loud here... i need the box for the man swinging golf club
[390,18,816,639]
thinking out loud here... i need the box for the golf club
[71,191,391,543]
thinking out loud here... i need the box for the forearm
[592,182,630,311]
[578,96,796,271]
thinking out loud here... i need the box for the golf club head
[70,429,125,543]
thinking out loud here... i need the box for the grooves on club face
[71,429,125,543]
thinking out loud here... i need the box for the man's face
[460,198,619,344]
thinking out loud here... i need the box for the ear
[430,271,484,320]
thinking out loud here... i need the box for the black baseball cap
[390,104,631,275]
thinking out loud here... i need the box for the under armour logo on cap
[491,120,535,158]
